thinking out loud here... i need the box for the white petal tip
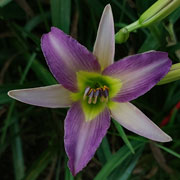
[161,135,172,142]
[105,4,111,9]
[154,134,172,143]
[8,90,25,102]
[104,4,112,15]
[8,90,16,99]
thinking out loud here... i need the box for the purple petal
[8,85,72,108]
[64,102,110,175]
[41,27,100,92]
[110,102,172,142]
[93,4,115,69]
[103,51,172,102]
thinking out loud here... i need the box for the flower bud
[158,63,180,85]
[115,28,129,43]
[139,0,180,27]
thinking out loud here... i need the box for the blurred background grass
[0,0,180,179]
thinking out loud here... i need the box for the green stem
[123,20,141,32]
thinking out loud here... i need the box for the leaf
[112,0,136,21]
[1,53,36,145]
[0,93,11,104]
[51,0,71,34]
[23,148,56,180]
[108,146,144,180]
[94,141,144,180]
[155,143,180,159]
[168,7,180,23]
[65,156,74,180]
[24,12,50,32]
[11,116,25,180]
[113,120,135,154]
[0,0,12,7]
[97,136,112,164]
[23,53,57,85]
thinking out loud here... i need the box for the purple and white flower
[8,4,172,176]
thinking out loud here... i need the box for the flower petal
[64,102,110,175]
[8,84,72,108]
[93,4,115,70]
[103,51,172,102]
[41,27,100,92]
[110,102,172,142]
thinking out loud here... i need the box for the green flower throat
[71,71,122,121]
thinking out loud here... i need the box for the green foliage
[0,0,180,179]
[51,0,71,33]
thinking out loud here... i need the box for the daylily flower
[8,4,172,176]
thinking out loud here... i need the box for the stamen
[99,88,104,97]
[100,96,105,102]
[103,85,109,90]
[83,87,90,100]
[104,88,109,102]
[88,89,94,104]
[103,87,109,97]
[93,88,100,104]
[99,88,104,102]
[83,85,109,104]
[87,88,93,95]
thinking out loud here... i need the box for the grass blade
[113,120,135,154]
[51,0,71,34]
[11,116,25,180]
[155,143,180,159]
[23,148,56,180]
[65,156,74,180]
[94,141,144,180]
[109,146,144,180]
[97,136,112,164]
[23,53,57,85]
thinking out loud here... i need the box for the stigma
[83,86,109,104]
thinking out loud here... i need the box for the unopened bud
[139,0,180,27]
[158,63,180,85]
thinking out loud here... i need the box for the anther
[104,86,109,102]
[104,86,109,97]
[83,87,90,100]
[93,88,100,104]
[83,85,109,104]
[103,85,109,90]
[100,88,105,102]
[88,89,94,104]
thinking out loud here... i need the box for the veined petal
[64,102,110,175]
[110,102,172,142]
[41,27,100,92]
[93,4,115,70]
[103,51,172,102]
[8,84,72,108]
